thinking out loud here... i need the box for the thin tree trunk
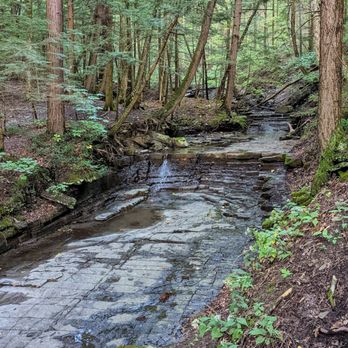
[202,49,209,100]
[311,0,320,59]
[118,12,129,103]
[174,27,180,90]
[110,16,179,134]
[157,0,217,120]
[290,0,300,57]
[99,4,114,111]
[263,2,268,51]
[318,0,344,149]
[272,0,275,47]
[224,0,242,114]
[239,0,265,47]
[84,4,104,93]
[218,0,263,100]
[46,0,65,134]
[298,1,303,55]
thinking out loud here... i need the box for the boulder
[284,154,303,168]
[275,105,294,114]
[42,191,77,209]
[149,132,173,147]
[172,137,189,148]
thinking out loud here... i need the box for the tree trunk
[318,0,344,149]
[67,0,75,73]
[157,0,217,120]
[174,27,180,90]
[290,0,300,57]
[202,49,209,100]
[98,4,114,111]
[46,0,65,134]
[263,3,268,51]
[310,0,320,59]
[239,0,265,47]
[84,4,104,93]
[218,0,263,101]
[224,0,242,114]
[110,16,179,134]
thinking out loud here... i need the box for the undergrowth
[196,199,347,347]
[32,120,108,184]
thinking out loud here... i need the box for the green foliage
[63,86,103,119]
[288,52,317,72]
[195,270,281,347]
[0,157,40,175]
[313,228,341,245]
[47,183,69,196]
[210,112,247,130]
[32,124,107,185]
[280,268,292,279]
[331,201,348,230]
[312,201,348,245]
[68,121,107,142]
[247,203,320,267]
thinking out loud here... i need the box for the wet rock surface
[0,112,295,348]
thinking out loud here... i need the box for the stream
[0,112,297,348]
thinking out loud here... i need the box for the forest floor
[174,132,348,348]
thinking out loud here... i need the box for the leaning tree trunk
[110,17,179,134]
[318,0,344,149]
[156,0,217,120]
[46,0,65,134]
[224,0,242,114]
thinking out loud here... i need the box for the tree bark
[84,4,105,93]
[318,0,344,149]
[157,0,217,120]
[174,27,180,90]
[224,0,242,114]
[67,0,75,73]
[46,0,65,134]
[310,0,320,59]
[290,0,300,57]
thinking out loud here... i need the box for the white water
[155,158,171,191]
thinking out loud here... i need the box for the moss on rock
[291,187,312,206]
[284,154,303,168]
[311,127,348,195]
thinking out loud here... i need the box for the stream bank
[0,111,298,347]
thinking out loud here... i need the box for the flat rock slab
[95,196,146,221]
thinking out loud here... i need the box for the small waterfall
[155,157,171,191]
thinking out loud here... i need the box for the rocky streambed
[0,112,297,348]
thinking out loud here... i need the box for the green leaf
[249,328,267,336]
[211,327,224,340]
[255,336,266,345]
[237,317,248,327]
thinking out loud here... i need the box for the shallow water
[0,112,294,348]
